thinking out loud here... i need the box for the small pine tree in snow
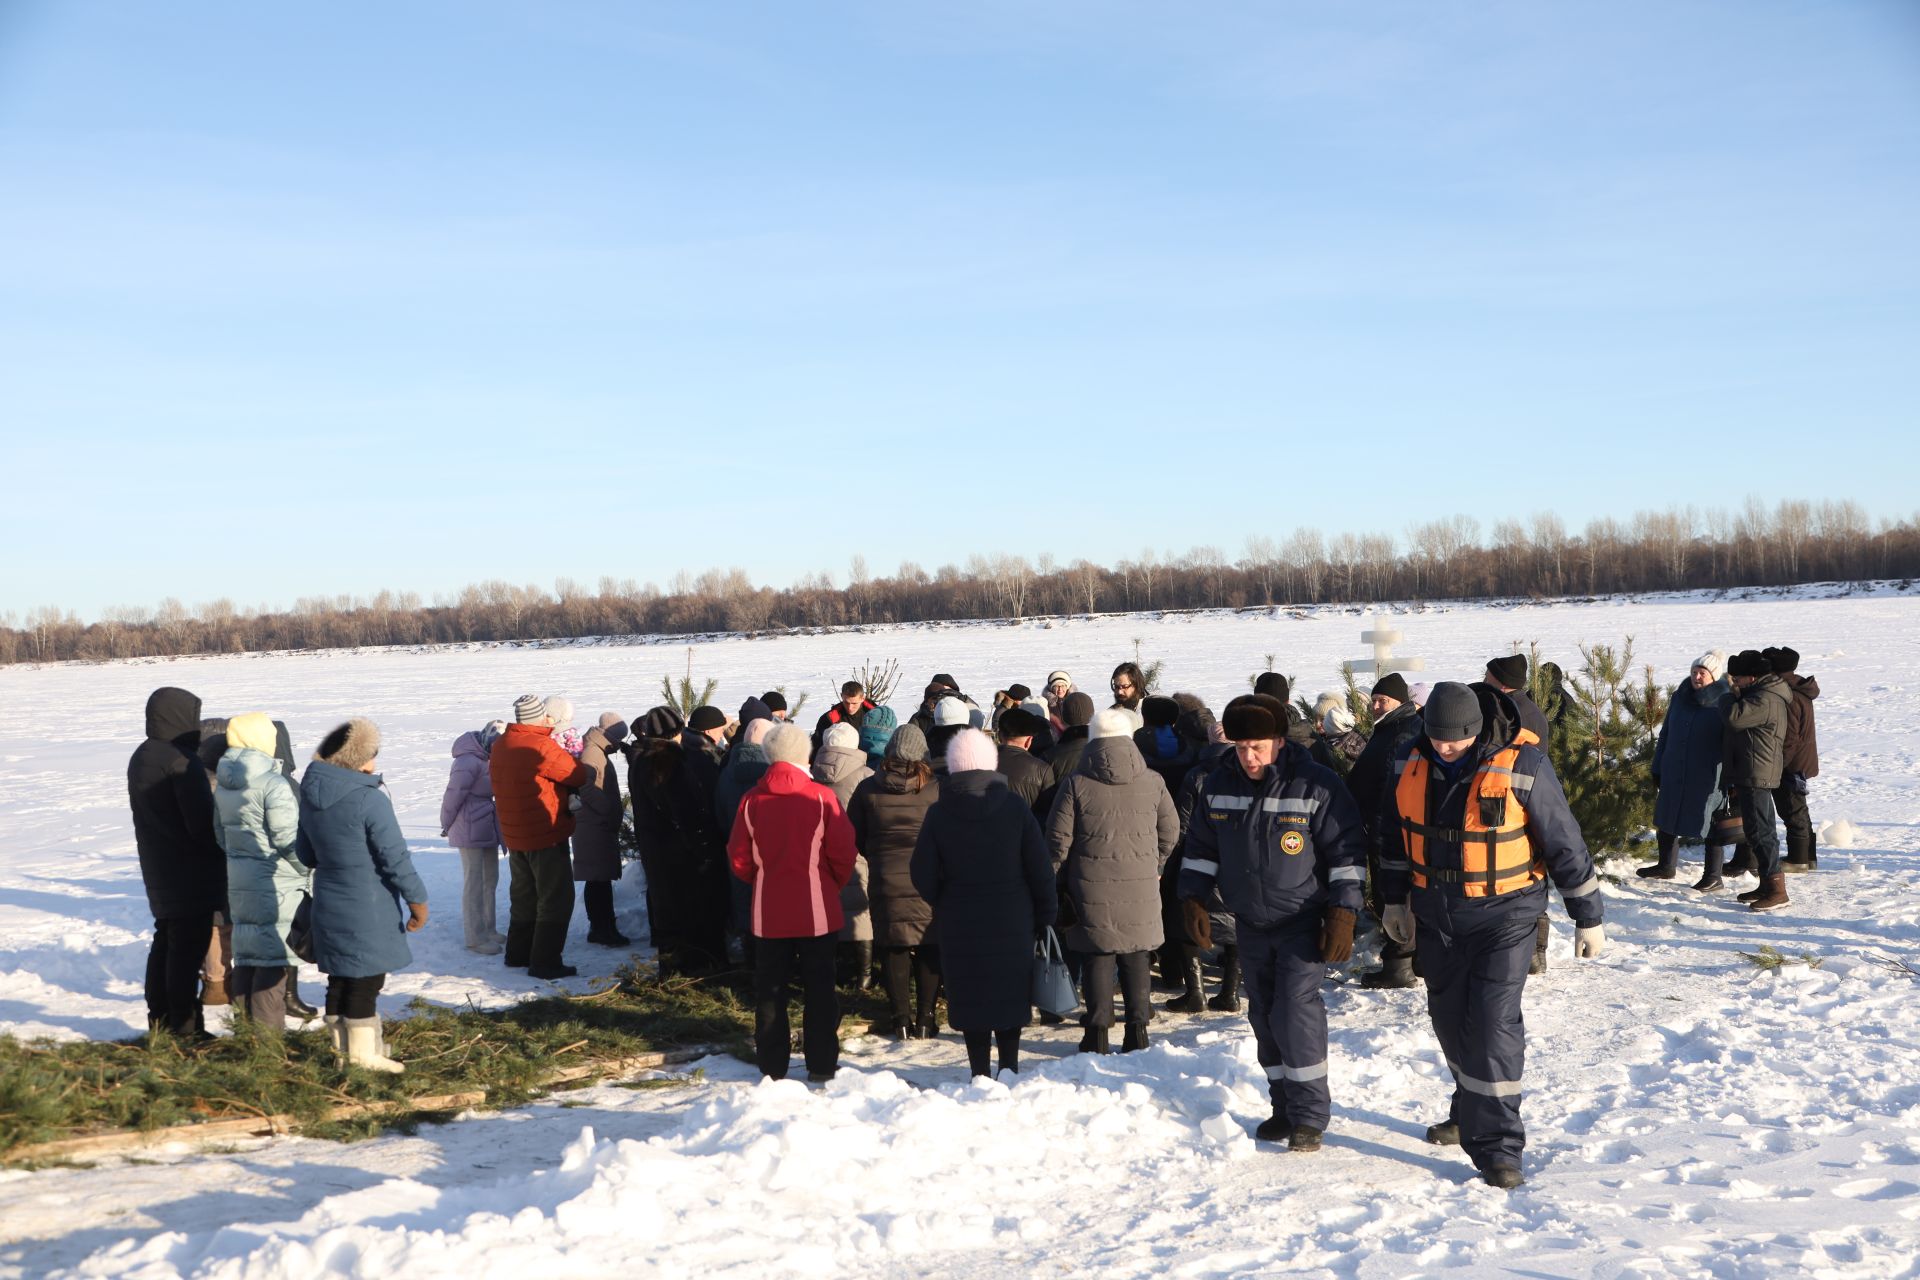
[662,648,720,721]
[1549,639,1667,858]
[1338,662,1375,736]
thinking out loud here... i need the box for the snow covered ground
[2,591,1918,1277]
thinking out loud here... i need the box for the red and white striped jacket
[727,762,859,939]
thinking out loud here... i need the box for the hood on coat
[813,745,871,786]
[273,720,297,777]
[1789,673,1820,701]
[216,746,280,791]
[1078,735,1147,786]
[301,758,381,810]
[726,743,770,772]
[452,730,487,760]
[225,712,278,756]
[145,687,201,746]
[936,768,1007,815]
[759,760,823,796]
[1686,676,1731,707]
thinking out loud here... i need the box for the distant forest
[3,498,1905,666]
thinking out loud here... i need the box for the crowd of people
[122,641,1821,1187]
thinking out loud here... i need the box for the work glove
[1182,898,1213,951]
[406,901,429,933]
[1382,903,1415,947]
[1575,923,1606,959]
[1319,907,1357,963]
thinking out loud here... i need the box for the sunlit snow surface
[3,587,1917,1277]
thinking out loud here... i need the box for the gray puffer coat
[1045,736,1179,955]
[571,726,626,882]
[1725,674,1792,789]
[214,747,310,967]
[1652,677,1730,839]
[812,745,875,942]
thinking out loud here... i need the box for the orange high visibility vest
[1395,731,1545,897]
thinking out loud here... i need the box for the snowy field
[2,588,1918,1277]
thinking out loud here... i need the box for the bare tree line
[1,498,1903,665]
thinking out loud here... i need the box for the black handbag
[285,891,316,964]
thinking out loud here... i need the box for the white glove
[1575,923,1606,959]
[1382,903,1415,946]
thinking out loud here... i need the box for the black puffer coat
[1345,701,1424,839]
[849,767,939,947]
[911,770,1056,1030]
[127,687,226,918]
[995,743,1051,814]
[1046,736,1179,954]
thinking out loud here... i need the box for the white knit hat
[932,696,971,727]
[823,722,860,750]
[1692,650,1727,681]
[1090,709,1136,741]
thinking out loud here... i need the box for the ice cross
[1350,618,1426,677]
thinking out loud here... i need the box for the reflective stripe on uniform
[1269,797,1320,815]
[1378,857,1410,873]
[1563,875,1601,898]
[1266,1060,1329,1083]
[1209,795,1253,811]
[1509,773,1535,791]
[1447,1058,1523,1097]
[1328,866,1366,882]
[1185,858,1220,877]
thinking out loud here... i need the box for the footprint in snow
[1834,1177,1919,1202]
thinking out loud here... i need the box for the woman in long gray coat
[849,724,940,1036]
[814,721,876,986]
[213,711,310,1030]
[911,729,1056,1079]
[573,714,631,947]
[297,719,428,1073]
[1046,710,1179,1054]
[1644,651,1734,891]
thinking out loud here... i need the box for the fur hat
[316,718,381,770]
[933,696,971,727]
[512,694,547,724]
[823,722,860,751]
[637,705,685,740]
[1221,697,1282,741]
[738,696,772,726]
[1423,682,1483,741]
[945,727,999,775]
[1767,646,1800,674]
[545,697,574,728]
[1728,649,1771,678]
[1370,673,1410,704]
[997,707,1044,739]
[1062,691,1096,727]
[1090,709,1135,741]
[1006,683,1031,702]
[764,722,811,767]
[1323,706,1356,735]
[1311,691,1343,722]
[760,690,787,713]
[1141,695,1180,729]
[224,711,277,756]
[1691,650,1728,682]
[688,705,727,732]
[1175,705,1216,744]
[886,722,929,764]
[1253,671,1290,704]
[1485,655,1528,690]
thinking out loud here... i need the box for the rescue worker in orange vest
[1375,681,1605,1189]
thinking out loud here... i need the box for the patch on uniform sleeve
[1280,830,1306,855]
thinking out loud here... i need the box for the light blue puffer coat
[214,747,311,967]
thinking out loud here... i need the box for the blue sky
[1,2,1914,619]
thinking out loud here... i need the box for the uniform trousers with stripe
[1239,914,1330,1130]
[1416,893,1537,1170]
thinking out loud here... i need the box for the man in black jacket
[127,687,226,1039]
[1478,654,1553,973]
[1346,674,1425,989]
[994,707,1053,816]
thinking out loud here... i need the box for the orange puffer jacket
[489,723,592,852]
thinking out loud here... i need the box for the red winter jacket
[728,762,858,939]
[490,723,593,852]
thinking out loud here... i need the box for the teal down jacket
[214,747,310,968]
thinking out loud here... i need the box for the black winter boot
[1120,1023,1150,1053]
[1077,1026,1110,1055]
[1425,1120,1461,1146]
[854,941,873,991]
[1254,1108,1290,1142]
[1483,1165,1525,1189]
[284,969,319,1021]
[1725,843,1755,877]
[1163,959,1207,1013]
[1208,947,1242,1012]
[1638,831,1680,879]
[1287,1125,1323,1153]
[1693,844,1726,892]
[1784,830,1817,873]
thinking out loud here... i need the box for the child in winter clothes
[213,711,311,1029]
[441,720,508,954]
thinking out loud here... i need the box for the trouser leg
[882,946,913,1027]
[996,1028,1021,1073]
[797,934,841,1076]
[203,913,232,986]
[1117,951,1152,1031]
[530,845,576,968]
[146,919,170,1029]
[753,937,797,1079]
[1741,787,1781,879]
[1775,782,1813,865]
[915,946,942,1027]
[1242,925,1331,1127]
[327,973,385,1020]
[964,1028,993,1077]
[164,915,213,1035]
[1427,906,1534,1171]
[505,849,536,965]
[461,848,496,946]
[583,880,615,932]
[238,965,288,1030]
[1418,918,1471,1130]
[1082,952,1117,1028]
